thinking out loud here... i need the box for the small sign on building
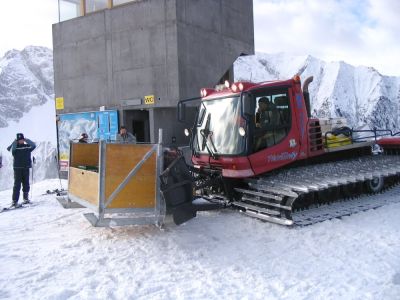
[144,95,155,105]
[56,97,64,110]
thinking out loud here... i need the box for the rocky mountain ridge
[0,46,53,128]
[234,52,400,131]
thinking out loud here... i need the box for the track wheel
[366,176,384,193]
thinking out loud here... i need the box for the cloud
[0,0,58,56]
[367,0,400,32]
[254,0,400,76]
[0,0,398,76]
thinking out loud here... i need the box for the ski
[0,202,36,213]
[1,204,24,213]
[42,189,67,196]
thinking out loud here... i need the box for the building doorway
[132,119,146,142]
[123,110,150,143]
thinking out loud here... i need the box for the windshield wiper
[200,114,219,160]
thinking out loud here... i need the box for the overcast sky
[0,0,399,76]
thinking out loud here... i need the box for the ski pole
[30,156,35,200]
[55,155,63,191]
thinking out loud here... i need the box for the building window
[86,0,109,14]
[113,0,136,6]
[58,0,81,22]
[57,0,141,22]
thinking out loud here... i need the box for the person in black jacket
[7,133,36,206]
[78,133,88,143]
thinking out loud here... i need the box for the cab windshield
[194,96,245,155]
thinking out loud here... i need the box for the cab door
[248,88,301,175]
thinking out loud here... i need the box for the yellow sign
[144,95,155,105]
[60,153,69,160]
[55,97,64,110]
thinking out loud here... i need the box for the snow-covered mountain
[0,46,57,191]
[0,46,53,128]
[234,53,400,130]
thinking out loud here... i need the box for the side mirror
[242,93,252,116]
[178,102,186,122]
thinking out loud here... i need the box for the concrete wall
[53,0,179,111]
[53,0,254,144]
[110,0,180,108]
[53,12,109,111]
[176,0,254,99]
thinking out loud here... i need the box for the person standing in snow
[116,126,137,143]
[7,133,36,207]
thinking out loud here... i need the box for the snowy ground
[1,179,400,299]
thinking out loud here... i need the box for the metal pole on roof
[58,0,61,22]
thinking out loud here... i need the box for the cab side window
[253,90,291,152]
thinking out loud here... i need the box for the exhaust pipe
[302,76,313,118]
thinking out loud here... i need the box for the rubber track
[233,154,400,226]
[292,184,400,226]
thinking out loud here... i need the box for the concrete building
[53,0,254,145]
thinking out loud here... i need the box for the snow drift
[0,179,399,299]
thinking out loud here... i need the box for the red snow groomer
[161,76,400,226]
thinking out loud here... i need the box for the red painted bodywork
[192,78,400,179]
[377,137,400,149]
[192,78,320,178]
[193,154,255,177]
